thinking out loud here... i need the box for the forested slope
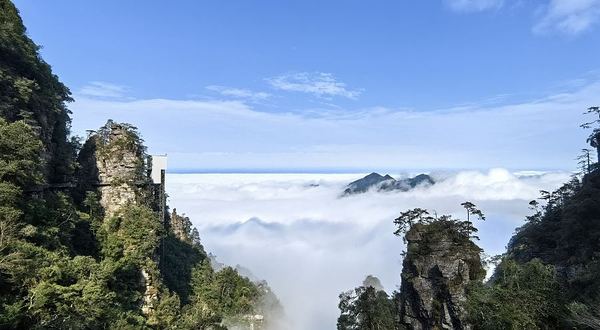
[0,1,281,329]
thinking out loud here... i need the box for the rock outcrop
[93,122,148,215]
[81,121,160,316]
[170,208,191,242]
[398,221,485,330]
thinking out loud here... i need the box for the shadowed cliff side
[0,0,76,184]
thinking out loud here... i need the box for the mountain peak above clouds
[343,172,435,195]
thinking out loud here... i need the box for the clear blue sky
[12,0,600,172]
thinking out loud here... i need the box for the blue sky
[13,0,600,172]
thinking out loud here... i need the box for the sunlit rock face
[94,124,144,215]
[170,208,190,242]
[398,222,485,330]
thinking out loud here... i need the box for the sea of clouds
[166,169,570,330]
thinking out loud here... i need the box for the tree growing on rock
[395,207,485,330]
[461,201,485,239]
[576,148,595,176]
[393,208,434,239]
[337,275,396,330]
[581,106,600,162]
[526,200,542,225]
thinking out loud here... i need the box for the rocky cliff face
[81,122,159,316]
[398,222,485,330]
[93,123,148,215]
[170,208,191,242]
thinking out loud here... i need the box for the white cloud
[78,81,131,99]
[445,0,600,35]
[69,79,599,172]
[445,0,504,12]
[205,85,271,102]
[533,0,600,35]
[267,72,363,100]
[165,170,570,330]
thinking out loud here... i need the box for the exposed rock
[555,263,586,285]
[343,172,434,195]
[398,222,485,330]
[98,185,137,216]
[362,274,385,291]
[170,208,191,242]
[93,123,146,215]
[408,174,436,188]
[140,267,159,315]
[81,122,159,316]
[208,253,226,272]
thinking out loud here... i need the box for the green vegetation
[383,107,600,329]
[465,259,566,330]
[0,0,76,184]
[393,204,485,260]
[0,118,44,187]
[389,167,600,330]
[581,106,600,162]
[8,0,600,326]
[337,275,397,330]
[462,106,600,330]
[0,2,277,329]
[393,205,485,330]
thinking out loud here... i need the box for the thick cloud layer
[166,169,570,330]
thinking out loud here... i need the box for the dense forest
[0,1,282,329]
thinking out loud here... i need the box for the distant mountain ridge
[343,172,434,195]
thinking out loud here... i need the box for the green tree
[191,227,201,246]
[393,208,433,238]
[0,118,44,187]
[0,0,75,183]
[0,119,46,327]
[337,275,396,330]
[0,3,278,327]
[461,201,485,238]
[0,181,22,252]
[576,148,594,175]
[465,259,566,330]
[525,200,542,224]
[581,106,600,162]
